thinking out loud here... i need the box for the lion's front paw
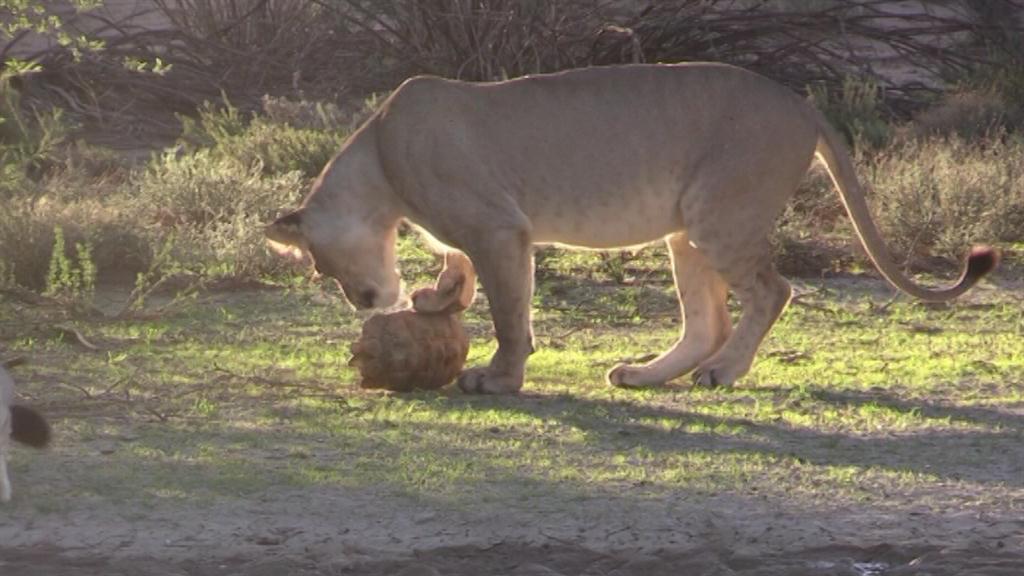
[457,366,524,394]
[606,364,664,389]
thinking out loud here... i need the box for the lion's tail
[812,112,998,302]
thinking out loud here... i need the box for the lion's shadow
[446,382,1024,489]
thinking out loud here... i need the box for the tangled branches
[2,0,1023,134]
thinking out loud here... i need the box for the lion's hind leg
[607,233,732,388]
[692,242,792,388]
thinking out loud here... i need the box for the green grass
[2,260,1021,517]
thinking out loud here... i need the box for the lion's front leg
[457,228,534,394]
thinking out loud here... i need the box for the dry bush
[864,134,1024,266]
[328,0,607,81]
[329,0,1023,113]
[9,0,1022,137]
[7,0,348,141]
[0,151,307,290]
[774,131,1024,274]
[909,89,1013,141]
[772,166,853,275]
[149,0,338,93]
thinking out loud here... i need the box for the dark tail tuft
[10,405,51,448]
[965,245,1000,283]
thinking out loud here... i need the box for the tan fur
[268,63,991,393]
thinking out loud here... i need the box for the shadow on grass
[15,380,1021,518]
[441,385,1024,489]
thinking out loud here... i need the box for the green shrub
[210,119,345,178]
[164,210,295,279]
[809,77,890,149]
[44,226,97,303]
[178,98,248,151]
[178,97,346,178]
[1,128,314,292]
[260,94,347,131]
[774,130,1024,273]
[1,68,72,195]
[1,80,346,294]
[135,151,304,226]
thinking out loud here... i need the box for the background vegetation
[0,0,1022,306]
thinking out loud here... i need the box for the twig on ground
[790,296,838,316]
[874,290,903,313]
[57,381,96,399]
[1,356,28,370]
[615,352,659,365]
[53,324,101,351]
[142,406,171,422]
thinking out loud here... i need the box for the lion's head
[266,139,403,310]
[267,206,401,310]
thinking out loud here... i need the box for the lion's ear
[265,209,307,248]
[266,210,308,259]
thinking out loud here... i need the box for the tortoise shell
[349,309,469,392]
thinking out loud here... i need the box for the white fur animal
[1,364,51,502]
[267,63,996,394]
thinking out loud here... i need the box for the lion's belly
[526,187,684,248]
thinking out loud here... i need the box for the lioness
[267,63,996,393]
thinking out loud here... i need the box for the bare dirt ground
[2,490,1023,575]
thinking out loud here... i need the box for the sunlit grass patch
[1,268,1021,517]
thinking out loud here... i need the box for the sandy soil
[2,472,1023,575]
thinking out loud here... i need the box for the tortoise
[349,255,474,391]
